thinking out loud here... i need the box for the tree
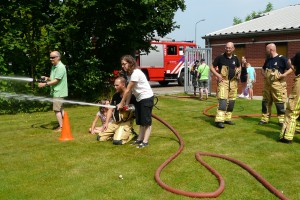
[0,0,185,102]
[233,2,273,25]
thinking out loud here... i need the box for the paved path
[150,81,263,100]
[150,82,184,95]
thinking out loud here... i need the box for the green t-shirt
[50,61,68,97]
[197,64,210,80]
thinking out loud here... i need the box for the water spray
[0,75,48,83]
[0,75,116,108]
[0,92,116,108]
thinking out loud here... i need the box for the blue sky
[166,0,300,47]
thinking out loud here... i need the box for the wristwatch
[45,82,49,86]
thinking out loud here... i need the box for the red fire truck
[136,39,197,86]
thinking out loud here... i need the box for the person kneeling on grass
[96,77,137,145]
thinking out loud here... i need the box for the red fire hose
[203,103,277,118]
[152,113,289,199]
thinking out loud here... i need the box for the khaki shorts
[53,97,64,111]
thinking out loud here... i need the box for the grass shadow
[255,128,280,142]
[31,121,59,130]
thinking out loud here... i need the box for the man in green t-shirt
[38,51,68,132]
[197,59,210,100]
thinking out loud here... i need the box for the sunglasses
[50,56,58,59]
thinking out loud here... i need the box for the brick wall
[208,32,299,96]
[211,68,294,96]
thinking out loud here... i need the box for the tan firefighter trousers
[279,75,300,140]
[215,66,238,123]
[261,69,287,123]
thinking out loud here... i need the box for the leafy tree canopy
[0,0,185,101]
[233,2,273,25]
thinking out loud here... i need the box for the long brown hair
[121,55,137,75]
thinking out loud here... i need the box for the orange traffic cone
[58,111,74,141]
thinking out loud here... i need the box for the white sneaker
[238,94,244,98]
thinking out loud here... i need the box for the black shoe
[137,142,149,149]
[278,138,292,144]
[224,121,235,125]
[258,121,267,125]
[96,135,101,141]
[215,122,224,128]
[131,140,142,145]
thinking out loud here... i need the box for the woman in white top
[117,55,154,148]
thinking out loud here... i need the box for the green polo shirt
[197,64,210,80]
[50,61,68,97]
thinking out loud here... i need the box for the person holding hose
[117,55,154,148]
[38,51,68,132]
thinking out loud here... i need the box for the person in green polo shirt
[197,58,210,100]
[38,51,68,132]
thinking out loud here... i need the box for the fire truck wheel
[178,71,184,86]
[158,81,169,86]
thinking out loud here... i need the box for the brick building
[202,4,300,96]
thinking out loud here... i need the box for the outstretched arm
[90,115,100,134]
[103,108,113,131]
[117,81,135,110]
[38,78,59,88]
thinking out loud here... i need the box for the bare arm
[288,59,294,71]
[103,108,113,131]
[210,65,223,82]
[125,91,132,105]
[117,81,136,110]
[90,115,100,134]
[38,78,59,88]
[279,68,293,79]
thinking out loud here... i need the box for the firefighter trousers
[261,69,287,123]
[98,120,136,145]
[279,75,300,140]
[215,79,238,122]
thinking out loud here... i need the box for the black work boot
[215,122,224,128]
[224,121,235,125]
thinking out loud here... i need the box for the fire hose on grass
[203,103,277,118]
[0,75,289,199]
[152,113,288,199]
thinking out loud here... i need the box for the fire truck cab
[137,39,196,86]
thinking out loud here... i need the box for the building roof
[204,4,300,38]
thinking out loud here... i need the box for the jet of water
[0,92,116,108]
[0,76,34,82]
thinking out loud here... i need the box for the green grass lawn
[1,96,299,200]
